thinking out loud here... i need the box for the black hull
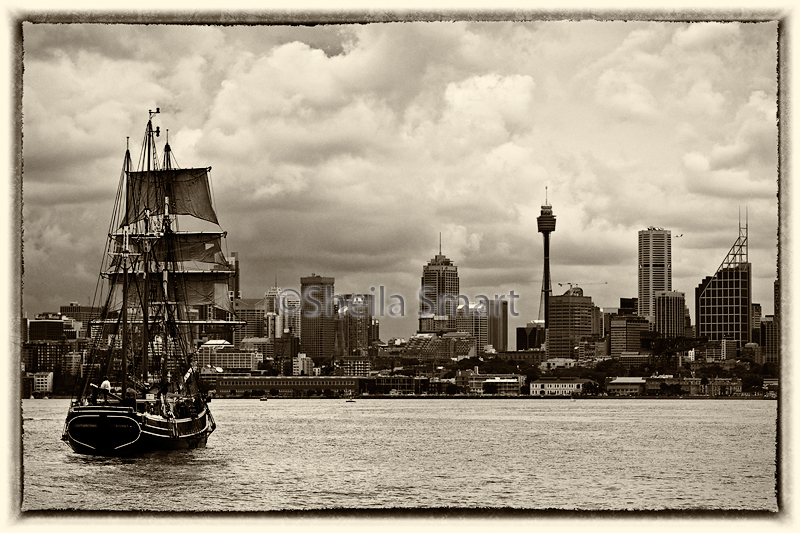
[62,404,214,456]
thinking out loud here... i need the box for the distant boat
[260,397,269,402]
[61,110,238,456]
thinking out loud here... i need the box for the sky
[18,18,780,343]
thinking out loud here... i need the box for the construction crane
[557,282,608,289]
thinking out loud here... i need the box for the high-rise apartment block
[638,227,672,322]
[695,222,752,347]
[419,247,459,332]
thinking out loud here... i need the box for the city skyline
[18,20,779,341]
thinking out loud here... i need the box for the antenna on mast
[439,232,442,255]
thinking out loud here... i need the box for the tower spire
[537,193,557,329]
[439,232,442,255]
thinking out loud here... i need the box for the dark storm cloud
[20,21,779,339]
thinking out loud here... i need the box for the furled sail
[109,271,235,314]
[124,168,218,226]
[110,232,227,266]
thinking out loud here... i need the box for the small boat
[61,109,239,456]
[260,397,269,402]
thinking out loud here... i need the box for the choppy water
[20,398,778,512]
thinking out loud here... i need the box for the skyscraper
[695,221,752,347]
[300,274,336,361]
[654,290,686,338]
[537,195,556,329]
[547,287,596,359]
[487,298,509,352]
[337,293,374,356]
[638,227,672,322]
[419,242,459,332]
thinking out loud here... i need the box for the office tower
[487,299,509,352]
[761,316,778,365]
[654,291,686,338]
[226,252,240,301]
[537,196,556,329]
[265,285,300,340]
[59,303,102,336]
[419,240,459,332]
[337,293,374,356]
[751,302,762,345]
[456,302,489,353]
[695,221,752,347]
[300,274,336,361]
[638,227,672,322]
[233,297,266,348]
[609,315,651,358]
[547,287,595,359]
[516,320,546,351]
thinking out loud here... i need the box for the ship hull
[63,404,214,456]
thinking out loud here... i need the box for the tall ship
[62,109,239,455]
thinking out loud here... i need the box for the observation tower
[537,190,556,329]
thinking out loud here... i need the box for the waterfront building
[455,368,525,395]
[547,287,597,359]
[530,377,595,396]
[487,299,509,352]
[695,221,752,347]
[216,375,359,397]
[419,244,460,332]
[300,274,336,362]
[606,377,646,396]
[654,291,686,338]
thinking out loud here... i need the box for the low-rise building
[606,377,646,396]
[530,378,596,396]
[539,357,576,372]
[455,368,526,395]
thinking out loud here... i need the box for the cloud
[19,21,780,340]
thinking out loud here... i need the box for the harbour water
[20,398,778,512]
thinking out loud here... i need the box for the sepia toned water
[20,398,778,512]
